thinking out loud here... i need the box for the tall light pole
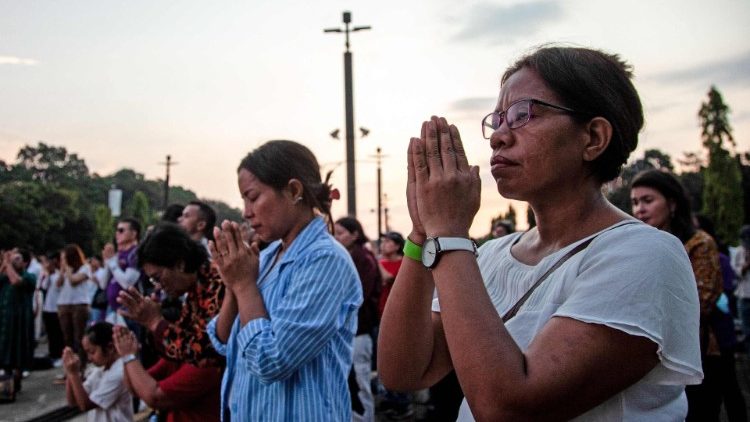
[159,155,178,209]
[324,11,370,217]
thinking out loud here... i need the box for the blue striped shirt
[207,217,362,421]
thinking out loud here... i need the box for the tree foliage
[0,142,243,255]
[699,86,743,245]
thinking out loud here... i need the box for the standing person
[378,46,703,421]
[179,200,217,251]
[63,322,132,422]
[375,231,414,420]
[56,244,91,366]
[88,255,109,323]
[0,249,37,393]
[733,225,750,351]
[334,217,381,422]
[40,252,64,368]
[207,140,362,421]
[103,219,141,316]
[631,169,727,421]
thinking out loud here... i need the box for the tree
[13,142,90,187]
[93,204,115,253]
[699,86,743,244]
[125,191,155,227]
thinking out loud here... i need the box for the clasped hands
[408,116,481,241]
[210,220,260,293]
[112,325,140,357]
[117,287,162,331]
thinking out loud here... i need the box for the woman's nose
[489,124,512,150]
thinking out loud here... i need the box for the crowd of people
[1,44,749,421]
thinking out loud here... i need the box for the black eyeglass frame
[481,98,585,139]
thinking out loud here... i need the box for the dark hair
[162,204,185,223]
[238,140,334,227]
[695,214,728,255]
[382,231,405,256]
[16,248,32,265]
[63,244,86,271]
[631,170,695,243]
[119,218,142,241]
[85,321,114,348]
[137,222,209,273]
[335,216,369,246]
[502,46,644,183]
[492,219,514,234]
[188,200,217,240]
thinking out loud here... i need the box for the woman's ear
[582,117,613,162]
[287,179,305,203]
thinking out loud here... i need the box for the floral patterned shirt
[152,263,226,368]
[684,230,723,356]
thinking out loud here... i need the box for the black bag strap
[502,221,637,322]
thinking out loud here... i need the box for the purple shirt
[106,245,138,310]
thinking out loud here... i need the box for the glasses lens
[482,112,502,139]
[507,100,531,129]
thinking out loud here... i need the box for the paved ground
[5,339,750,421]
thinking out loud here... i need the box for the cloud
[651,50,750,87]
[452,1,563,44]
[0,55,39,66]
[450,97,497,113]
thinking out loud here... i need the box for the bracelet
[403,238,423,262]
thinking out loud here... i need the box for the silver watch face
[422,238,438,268]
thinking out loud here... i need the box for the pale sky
[1,0,749,239]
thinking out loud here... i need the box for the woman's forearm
[215,288,238,343]
[378,257,445,389]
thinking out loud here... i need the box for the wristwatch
[122,354,138,365]
[422,237,478,269]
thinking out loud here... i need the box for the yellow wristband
[403,238,423,262]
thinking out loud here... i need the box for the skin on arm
[378,129,455,390]
[113,326,181,410]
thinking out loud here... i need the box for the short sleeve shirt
[83,359,133,422]
[433,221,703,421]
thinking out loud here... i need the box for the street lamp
[324,11,371,217]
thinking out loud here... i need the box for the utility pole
[324,11,370,217]
[159,155,178,209]
[370,147,387,236]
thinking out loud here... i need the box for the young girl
[63,322,133,422]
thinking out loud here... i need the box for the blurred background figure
[491,219,514,239]
[733,225,750,353]
[375,231,415,420]
[178,200,217,252]
[631,169,745,422]
[88,255,109,323]
[56,244,91,366]
[39,251,64,368]
[0,248,37,393]
[335,216,381,422]
[162,203,186,224]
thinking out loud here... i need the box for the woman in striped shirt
[207,140,362,421]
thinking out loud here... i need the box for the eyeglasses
[481,98,582,139]
[147,274,161,286]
